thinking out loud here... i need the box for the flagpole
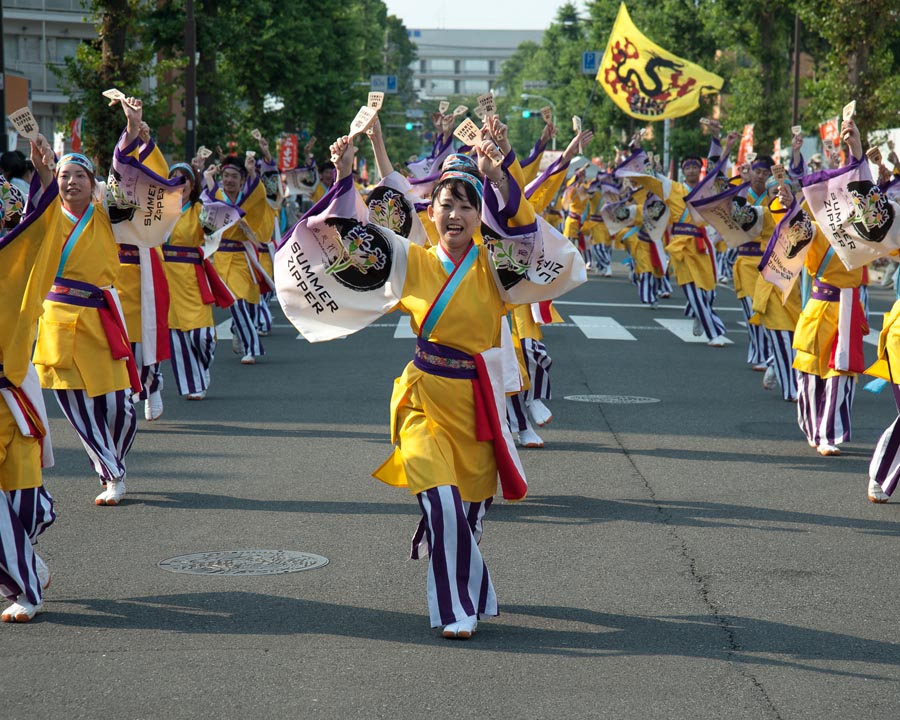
[663,119,671,178]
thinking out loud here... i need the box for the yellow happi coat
[749,201,801,331]
[793,225,866,378]
[212,180,273,304]
[373,244,514,502]
[0,187,65,490]
[164,203,214,331]
[375,170,537,503]
[32,204,130,396]
[665,184,717,291]
[732,190,774,300]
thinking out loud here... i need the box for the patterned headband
[443,153,478,172]
[751,161,773,172]
[58,153,95,175]
[437,170,483,198]
[169,162,196,182]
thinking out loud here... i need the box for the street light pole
[184,0,197,162]
[521,93,556,150]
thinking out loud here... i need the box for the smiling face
[428,182,480,260]
[57,162,94,214]
[221,167,243,198]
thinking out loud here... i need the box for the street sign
[582,51,602,75]
[522,80,548,90]
[370,74,398,94]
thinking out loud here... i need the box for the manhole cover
[158,550,329,576]
[564,394,660,404]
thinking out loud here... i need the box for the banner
[800,158,900,270]
[688,182,764,248]
[597,3,724,120]
[70,117,83,153]
[759,201,814,302]
[278,134,298,172]
[106,140,186,249]
[737,124,754,166]
[819,117,840,150]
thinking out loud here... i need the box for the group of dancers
[2,89,899,636]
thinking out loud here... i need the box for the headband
[751,161,773,172]
[169,162,196,182]
[58,153,94,175]
[681,158,702,169]
[437,170,483,198]
[442,153,478,172]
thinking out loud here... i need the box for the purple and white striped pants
[0,486,55,604]
[739,296,773,365]
[506,393,532,434]
[130,342,163,402]
[54,389,137,482]
[797,372,855,447]
[412,486,498,627]
[523,338,552,403]
[870,396,900,497]
[255,291,274,333]
[637,273,658,305]
[591,244,611,272]
[169,327,216,395]
[765,329,798,401]
[231,299,264,357]
[681,283,727,341]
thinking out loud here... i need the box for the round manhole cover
[564,394,660,404]
[158,550,329,576]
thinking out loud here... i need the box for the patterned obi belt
[566,210,582,221]
[118,244,141,265]
[736,242,763,257]
[162,245,203,265]
[810,281,842,302]
[45,277,142,392]
[218,239,245,253]
[48,277,112,308]
[413,338,477,379]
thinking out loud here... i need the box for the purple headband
[751,161,773,172]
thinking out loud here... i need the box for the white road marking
[654,318,734,345]
[570,316,637,341]
[554,300,745,313]
[394,316,416,338]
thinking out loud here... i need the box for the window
[429,58,455,73]
[461,79,490,95]
[464,59,490,73]
[429,79,455,95]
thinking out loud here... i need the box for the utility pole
[791,13,801,128]
[184,0,197,162]
[0,0,7,152]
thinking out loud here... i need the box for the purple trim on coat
[0,177,59,253]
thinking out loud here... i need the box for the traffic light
[405,122,414,131]
[521,110,531,119]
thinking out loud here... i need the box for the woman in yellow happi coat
[208,154,274,364]
[31,97,171,507]
[781,123,868,457]
[163,161,234,400]
[278,116,584,640]
[0,145,66,622]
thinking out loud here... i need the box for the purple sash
[413,338,477,380]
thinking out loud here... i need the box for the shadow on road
[42,592,898,679]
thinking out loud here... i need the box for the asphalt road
[3,263,899,720]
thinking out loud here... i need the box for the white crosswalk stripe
[569,315,636,341]
[654,318,734,345]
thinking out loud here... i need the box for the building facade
[407,28,543,100]
[3,0,96,150]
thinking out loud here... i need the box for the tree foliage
[60,0,418,171]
